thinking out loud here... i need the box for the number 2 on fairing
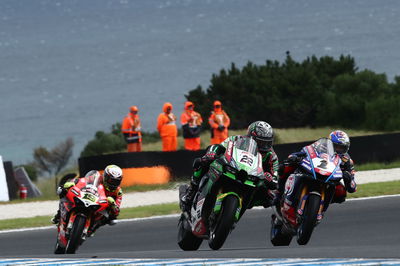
[240,154,253,166]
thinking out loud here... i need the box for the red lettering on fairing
[225,141,234,162]
[306,145,317,159]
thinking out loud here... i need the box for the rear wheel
[177,215,203,251]
[66,215,86,254]
[297,193,321,245]
[270,214,292,246]
[208,195,238,250]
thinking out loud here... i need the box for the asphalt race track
[0,196,399,259]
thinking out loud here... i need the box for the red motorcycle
[54,171,110,254]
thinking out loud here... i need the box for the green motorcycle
[178,136,271,250]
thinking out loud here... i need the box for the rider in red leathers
[52,165,123,227]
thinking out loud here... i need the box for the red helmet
[103,165,123,191]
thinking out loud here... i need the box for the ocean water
[1,0,399,164]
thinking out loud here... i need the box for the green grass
[118,203,179,220]
[273,127,385,144]
[348,180,400,198]
[356,160,400,171]
[25,174,184,203]
[141,127,385,151]
[0,216,52,230]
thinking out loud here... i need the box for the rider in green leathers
[181,121,278,210]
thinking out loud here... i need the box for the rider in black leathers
[181,121,279,211]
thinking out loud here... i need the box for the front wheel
[54,240,65,254]
[66,215,86,254]
[297,193,321,245]
[208,195,238,250]
[177,215,203,251]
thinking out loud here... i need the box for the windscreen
[310,138,335,159]
[234,136,259,156]
[84,170,102,188]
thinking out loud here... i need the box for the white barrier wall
[0,156,10,202]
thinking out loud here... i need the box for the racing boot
[108,220,117,226]
[51,210,61,224]
[272,176,286,208]
[107,215,117,226]
[181,180,199,212]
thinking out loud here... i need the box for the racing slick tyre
[270,214,292,246]
[297,193,320,245]
[177,215,203,251]
[208,195,238,250]
[54,241,66,254]
[66,215,86,254]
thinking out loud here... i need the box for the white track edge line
[1,194,399,234]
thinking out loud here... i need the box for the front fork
[213,191,242,222]
[66,212,77,237]
[297,185,325,224]
[66,212,92,241]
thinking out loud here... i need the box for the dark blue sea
[1,0,399,164]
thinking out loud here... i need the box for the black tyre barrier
[78,132,400,179]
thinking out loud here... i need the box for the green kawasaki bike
[178,137,272,250]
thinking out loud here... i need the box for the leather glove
[63,182,75,189]
[217,125,225,131]
[107,196,116,205]
[287,154,304,164]
[107,196,119,212]
[264,172,274,183]
[342,171,356,193]
[342,171,352,183]
[263,172,277,190]
[201,149,218,164]
[57,181,75,197]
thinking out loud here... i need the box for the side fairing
[231,148,263,177]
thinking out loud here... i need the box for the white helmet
[103,165,123,191]
[247,121,274,153]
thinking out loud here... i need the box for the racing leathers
[52,172,123,226]
[182,135,278,210]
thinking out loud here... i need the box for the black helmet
[103,165,123,191]
[247,121,274,153]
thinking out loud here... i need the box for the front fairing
[65,177,109,215]
[299,138,342,183]
[212,137,265,186]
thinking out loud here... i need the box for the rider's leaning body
[275,131,356,223]
[52,165,123,225]
[182,121,278,210]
